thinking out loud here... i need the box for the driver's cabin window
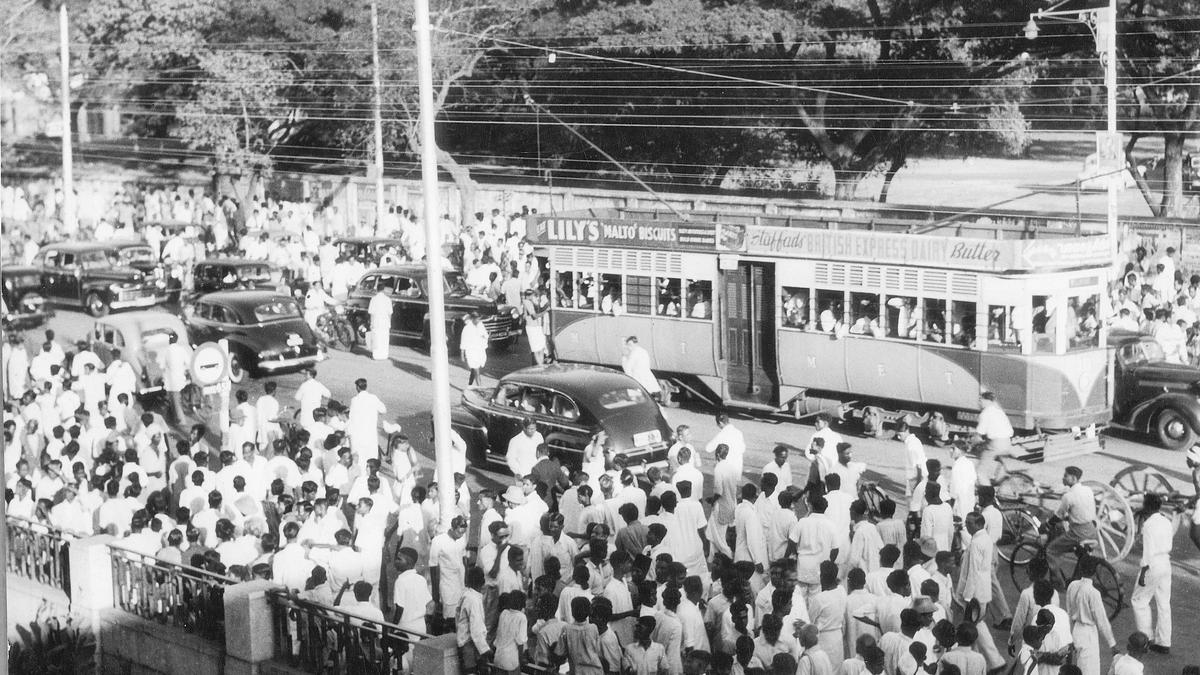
[493,383,522,407]
[781,287,809,329]
[988,304,1022,351]
[556,271,575,308]
[1068,294,1101,349]
[686,280,712,320]
[1032,295,1056,353]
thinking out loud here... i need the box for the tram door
[721,262,779,405]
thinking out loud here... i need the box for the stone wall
[98,609,225,675]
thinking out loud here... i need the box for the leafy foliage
[7,606,96,675]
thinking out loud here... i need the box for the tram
[528,207,1114,435]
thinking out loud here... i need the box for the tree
[536,0,1037,200]
[1121,0,1200,217]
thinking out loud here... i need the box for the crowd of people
[3,320,1197,675]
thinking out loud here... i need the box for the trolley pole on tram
[414,0,457,529]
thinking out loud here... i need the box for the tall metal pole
[1104,0,1119,268]
[414,0,456,528]
[370,0,387,235]
[59,3,75,234]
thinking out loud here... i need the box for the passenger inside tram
[687,280,711,319]
[658,278,681,316]
[782,290,807,328]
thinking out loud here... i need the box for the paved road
[26,307,1200,670]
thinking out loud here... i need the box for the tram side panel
[1019,349,1111,430]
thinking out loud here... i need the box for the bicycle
[1007,525,1124,620]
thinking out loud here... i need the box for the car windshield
[117,247,156,265]
[445,272,470,296]
[141,327,176,354]
[239,266,272,282]
[1122,340,1166,366]
[596,386,649,410]
[253,299,302,322]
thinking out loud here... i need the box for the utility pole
[59,2,75,234]
[413,0,456,528]
[370,0,387,235]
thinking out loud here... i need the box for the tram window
[1069,294,1101,349]
[886,296,918,339]
[848,292,881,336]
[686,280,712,319]
[988,304,1023,350]
[626,275,652,315]
[657,278,681,317]
[815,289,842,333]
[922,299,947,343]
[600,274,625,315]
[555,271,575,308]
[577,274,596,310]
[1032,295,1057,353]
[781,287,809,328]
[950,301,976,348]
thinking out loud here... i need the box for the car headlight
[259,348,281,359]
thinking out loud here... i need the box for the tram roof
[528,206,1112,274]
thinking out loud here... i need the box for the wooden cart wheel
[1109,465,1174,514]
[1084,480,1135,562]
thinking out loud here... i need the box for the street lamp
[1025,0,1119,269]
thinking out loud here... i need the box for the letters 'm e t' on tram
[528,207,1113,435]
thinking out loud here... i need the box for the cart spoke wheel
[1110,465,1173,515]
[1083,480,1134,562]
[996,471,1038,505]
[1093,560,1124,620]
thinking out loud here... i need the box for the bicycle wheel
[998,508,1041,564]
[1009,542,1043,589]
[1093,559,1124,620]
[995,470,1039,506]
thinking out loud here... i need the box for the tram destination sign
[530,216,718,252]
[720,224,1110,272]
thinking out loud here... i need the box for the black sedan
[182,290,325,382]
[451,364,672,472]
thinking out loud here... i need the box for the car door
[37,250,63,300]
[185,301,219,343]
[59,252,83,302]
[485,381,527,462]
[393,275,426,335]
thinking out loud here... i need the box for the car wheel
[1154,408,1195,450]
[228,353,247,384]
[85,292,110,317]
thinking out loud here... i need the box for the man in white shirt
[347,378,386,465]
[672,447,703,495]
[429,515,469,629]
[975,391,1013,485]
[1046,466,1097,570]
[895,420,926,502]
[392,546,432,656]
[705,412,746,472]
[807,414,843,485]
[947,441,977,519]
[505,418,542,479]
[761,444,794,491]
[620,336,662,400]
[294,369,331,432]
[1131,493,1172,654]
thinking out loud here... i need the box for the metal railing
[109,546,235,641]
[268,589,428,674]
[5,516,72,594]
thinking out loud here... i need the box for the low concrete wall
[98,609,225,675]
[5,574,73,640]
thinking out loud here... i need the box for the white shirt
[393,568,433,632]
[621,344,661,394]
[948,456,977,518]
[295,379,331,428]
[902,435,927,482]
[347,390,386,462]
[761,459,793,490]
[1140,511,1173,569]
[506,430,543,478]
[429,533,468,614]
[705,424,746,470]
[976,402,1013,440]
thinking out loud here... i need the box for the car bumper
[2,309,54,329]
[257,351,327,373]
[111,295,161,310]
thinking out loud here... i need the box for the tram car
[527,207,1200,450]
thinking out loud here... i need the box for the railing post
[223,579,277,675]
[70,535,116,613]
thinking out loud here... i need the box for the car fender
[1128,392,1200,434]
[82,281,114,301]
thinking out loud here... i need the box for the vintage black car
[191,258,281,296]
[451,364,672,471]
[1111,331,1200,449]
[344,264,519,347]
[334,237,407,266]
[182,290,325,382]
[1,264,54,329]
[33,241,168,316]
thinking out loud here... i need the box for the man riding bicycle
[1045,466,1097,571]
